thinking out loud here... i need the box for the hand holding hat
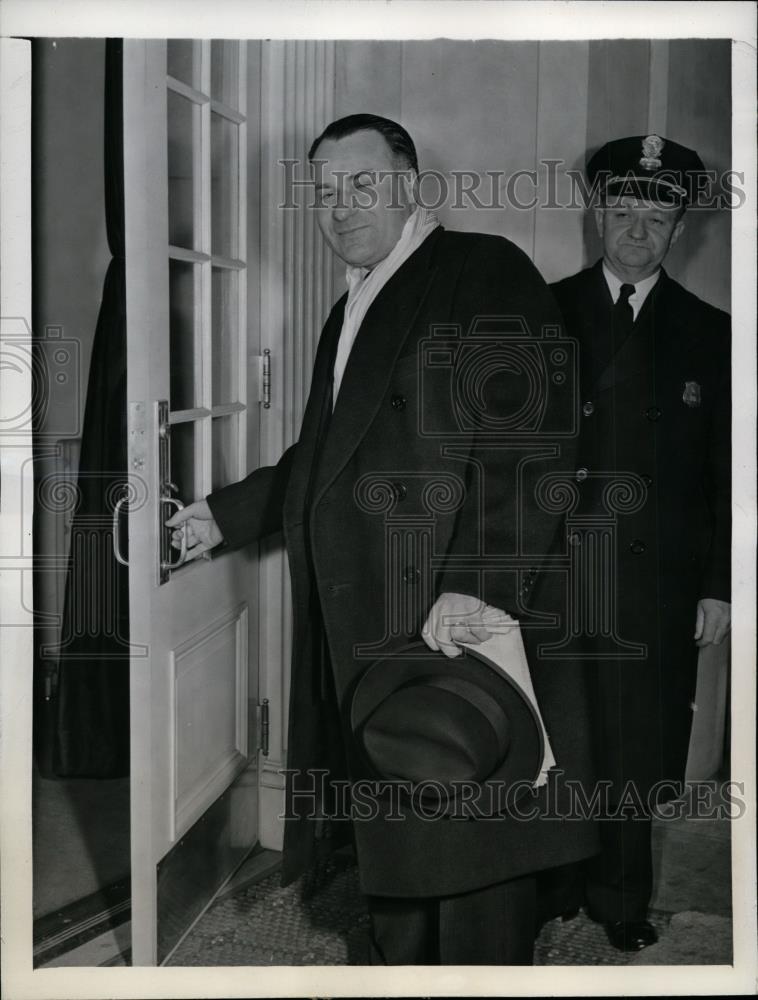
[421,593,555,784]
[421,592,498,657]
[351,599,557,809]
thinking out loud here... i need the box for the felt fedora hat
[350,641,544,799]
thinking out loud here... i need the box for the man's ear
[594,207,605,238]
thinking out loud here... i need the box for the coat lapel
[310,226,445,502]
[283,299,345,524]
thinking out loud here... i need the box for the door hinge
[259,698,269,756]
[257,349,271,409]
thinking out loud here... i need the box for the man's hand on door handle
[165,500,224,562]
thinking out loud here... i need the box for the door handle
[112,494,129,566]
[161,495,188,572]
[259,349,271,409]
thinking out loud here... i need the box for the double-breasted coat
[549,261,731,803]
[208,227,599,897]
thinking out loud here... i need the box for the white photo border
[1,2,755,997]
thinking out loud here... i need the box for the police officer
[540,135,731,951]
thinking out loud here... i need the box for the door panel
[171,605,248,839]
[123,39,259,965]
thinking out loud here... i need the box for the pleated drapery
[53,39,130,777]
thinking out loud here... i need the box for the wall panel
[533,40,590,282]
[665,39,731,312]
[334,40,403,121]
[586,39,652,154]
[401,39,540,257]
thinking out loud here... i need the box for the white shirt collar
[602,262,660,321]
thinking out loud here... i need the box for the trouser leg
[536,860,587,925]
[366,895,437,965]
[367,875,537,966]
[585,815,653,923]
[439,874,536,965]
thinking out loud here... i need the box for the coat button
[391,394,407,411]
[629,539,646,554]
[582,401,595,416]
[392,482,408,501]
[641,474,653,487]
[402,565,420,585]
[645,406,662,421]
[575,467,588,483]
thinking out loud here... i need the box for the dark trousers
[586,815,653,922]
[537,816,653,925]
[366,874,536,965]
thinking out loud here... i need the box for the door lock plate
[129,401,147,471]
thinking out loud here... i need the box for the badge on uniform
[682,381,701,407]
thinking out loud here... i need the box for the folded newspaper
[461,605,557,787]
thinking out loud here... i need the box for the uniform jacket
[549,260,731,800]
[209,227,599,896]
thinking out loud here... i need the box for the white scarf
[332,206,439,405]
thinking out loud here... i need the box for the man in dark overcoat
[168,114,598,964]
[538,135,731,951]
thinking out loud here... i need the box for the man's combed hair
[308,113,419,174]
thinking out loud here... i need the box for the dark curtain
[52,39,130,777]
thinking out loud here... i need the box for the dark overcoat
[549,261,731,803]
[209,227,599,896]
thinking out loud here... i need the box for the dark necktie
[612,282,636,348]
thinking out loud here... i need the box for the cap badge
[682,381,701,407]
[640,134,665,171]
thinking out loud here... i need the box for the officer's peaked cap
[587,134,706,205]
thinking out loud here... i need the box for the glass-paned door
[123,39,259,966]
[166,38,247,513]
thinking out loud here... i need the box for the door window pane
[211,267,239,406]
[167,91,195,248]
[167,40,198,89]
[211,41,240,108]
[171,421,197,504]
[211,112,239,258]
[212,416,237,491]
[169,260,196,411]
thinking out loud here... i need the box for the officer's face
[311,130,414,268]
[595,197,685,281]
